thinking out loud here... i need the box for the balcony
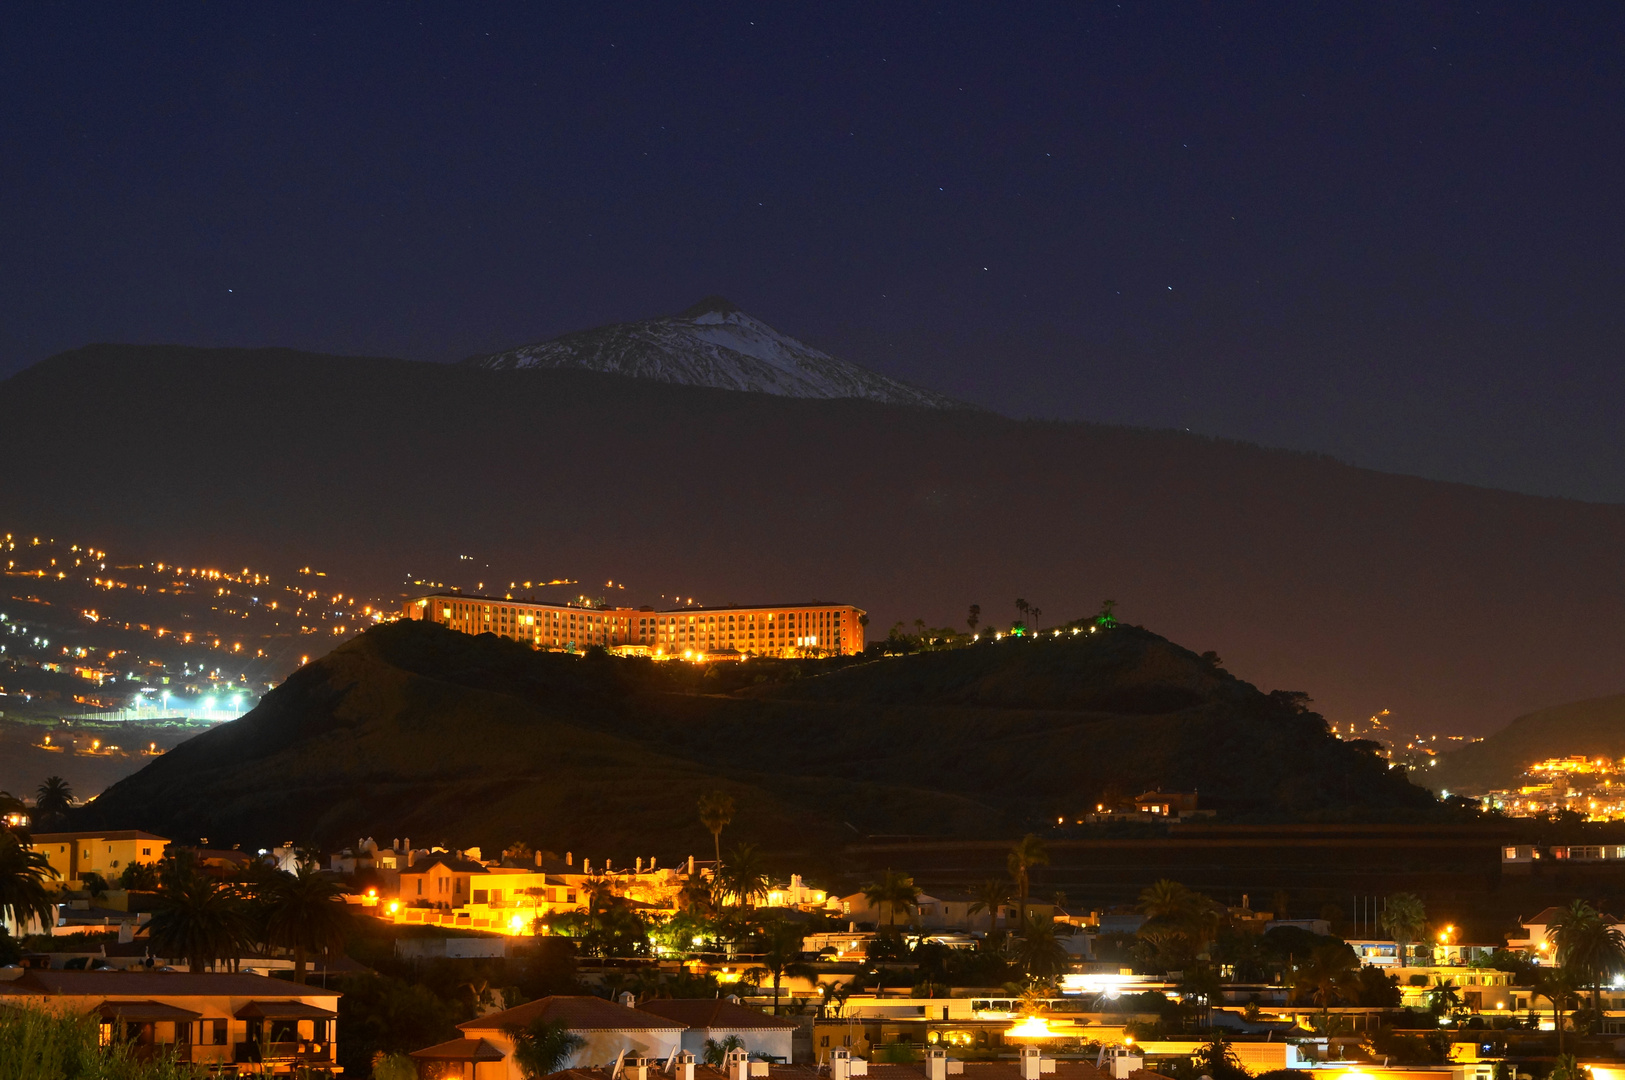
[234,1041,335,1064]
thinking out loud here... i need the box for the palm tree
[967,604,981,634]
[505,1017,586,1078]
[264,860,352,984]
[1007,834,1049,931]
[719,842,770,908]
[1295,943,1358,1014]
[1379,892,1426,966]
[580,873,618,915]
[1014,914,1069,979]
[1425,978,1462,1019]
[34,776,73,825]
[817,980,850,1018]
[1014,598,1031,630]
[698,790,735,870]
[1548,899,1625,1015]
[148,857,251,972]
[968,879,1010,933]
[1533,966,1582,1055]
[861,869,920,927]
[0,831,57,935]
[757,920,818,1014]
[678,869,717,915]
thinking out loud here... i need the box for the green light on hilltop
[1095,599,1118,629]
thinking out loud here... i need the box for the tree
[1014,599,1031,628]
[1007,834,1049,931]
[703,1034,745,1067]
[968,879,1010,933]
[147,855,250,972]
[1097,600,1119,629]
[1380,893,1426,965]
[1014,915,1069,979]
[119,860,159,891]
[861,869,920,927]
[1533,965,1582,1055]
[1548,899,1625,1015]
[757,920,817,1014]
[34,776,73,824]
[719,843,770,908]
[1296,944,1359,1013]
[0,831,57,935]
[697,790,735,870]
[80,871,110,903]
[1425,978,1462,1019]
[505,1017,586,1078]
[967,604,981,634]
[264,860,352,984]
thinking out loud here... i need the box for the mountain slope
[75,619,1437,854]
[1428,693,1625,794]
[463,296,967,409]
[3,343,1625,733]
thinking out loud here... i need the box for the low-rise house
[26,830,169,890]
[1506,906,1625,963]
[637,998,799,1062]
[0,969,340,1071]
[447,995,685,1080]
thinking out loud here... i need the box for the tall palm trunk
[294,944,307,985]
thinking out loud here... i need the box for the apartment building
[403,592,866,657]
[28,830,169,888]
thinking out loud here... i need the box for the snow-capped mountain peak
[462,298,967,409]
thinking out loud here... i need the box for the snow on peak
[462,299,967,409]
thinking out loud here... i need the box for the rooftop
[0,970,340,998]
[462,995,686,1033]
[635,998,800,1030]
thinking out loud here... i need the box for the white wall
[681,1028,794,1063]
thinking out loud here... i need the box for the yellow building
[384,855,693,935]
[29,830,169,889]
[402,592,866,658]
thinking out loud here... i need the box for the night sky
[4,5,1623,501]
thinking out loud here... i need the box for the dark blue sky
[4,4,1623,500]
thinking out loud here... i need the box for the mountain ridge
[462,297,972,410]
[4,343,1625,733]
[1429,693,1625,795]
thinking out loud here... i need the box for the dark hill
[4,343,1625,732]
[1428,693,1625,795]
[76,619,1436,857]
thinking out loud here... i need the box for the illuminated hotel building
[402,593,866,658]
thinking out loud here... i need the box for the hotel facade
[402,593,866,658]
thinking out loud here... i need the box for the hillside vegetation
[76,619,1439,860]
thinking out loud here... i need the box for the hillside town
[9,792,1625,1080]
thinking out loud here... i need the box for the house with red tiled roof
[637,997,798,1062]
[0,969,339,1071]
[452,995,686,1079]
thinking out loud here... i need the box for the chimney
[651,856,658,871]
[567,851,573,866]
[636,856,643,873]
[393,837,399,851]
[1020,1048,1043,1080]
[675,1050,696,1080]
[726,1047,750,1080]
[625,1058,648,1080]
[606,858,613,872]
[407,849,416,868]
[926,1048,947,1080]
[688,855,695,875]
[583,858,590,874]
[619,991,636,1008]
[830,1048,852,1080]
[535,850,543,867]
